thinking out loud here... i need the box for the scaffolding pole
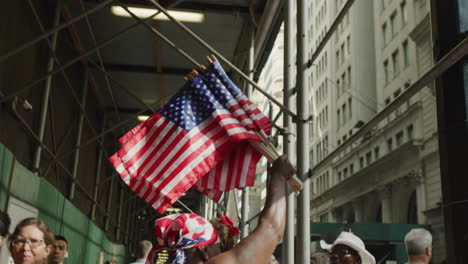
[240,25,255,239]
[296,0,311,263]
[69,69,89,200]
[283,1,296,263]
[32,0,62,173]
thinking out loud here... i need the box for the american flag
[109,61,270,213]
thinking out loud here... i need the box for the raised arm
[207,154,296,264]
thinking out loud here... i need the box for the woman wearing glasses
[9,217,55,264]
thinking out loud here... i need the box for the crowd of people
[0,155,434,264]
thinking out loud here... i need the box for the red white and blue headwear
[146,213,219,264]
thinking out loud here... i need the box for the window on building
[338,171,342,182]
[374,146,380,159]
[342,103,347,124]
[382,23,388,46]
[347,67,351,88]
[394,88,402,99]
[336,50,340,69]
[337,109,341,128]
[390,11,397,37]
[403,40,409,67]
[366,151,372,164]
[385,97,391,105]
[350,163,354,175]
[387,138,393,151]
[324,136,329,156]
[359,157,364,169]
[348,97,352,119]
[338,139,341,145]
[392,49,400,77]
[342,73,346,90]
[341,43,345,62]
[407,124,414,140]
[347,35,351,55]
[396,131,404,146]
[384,60,389,84]
[325,106,328,125]
[401,0,408,26]
[382,0,386,10]
[344,168,348,178]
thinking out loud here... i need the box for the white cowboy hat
[320,231,376,264]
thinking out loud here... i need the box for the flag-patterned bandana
[146,213,219,264]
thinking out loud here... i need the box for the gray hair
[136,240,153,259]
[404,228,432,255]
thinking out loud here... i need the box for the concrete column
[352,198,364,222]
[378,185,393,223]
[410,169,427,223]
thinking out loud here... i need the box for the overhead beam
[84,0,250,14]
[95,63,192,75]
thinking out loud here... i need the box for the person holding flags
[146,154,295,264]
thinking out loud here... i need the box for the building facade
[248,0,445,263]
[309,0,445,262]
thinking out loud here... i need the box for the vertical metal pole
[116,185,124,240]
[296,0,311,263]
[283,1,296,261]
[130,198,137,248]
[69,69,89,200]
[91,116,106,220]
[105,175,115,231]
[125,193,132,244]
[241,26,255,239]
[33,0,62,173]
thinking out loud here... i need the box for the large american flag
[109,61,271,213]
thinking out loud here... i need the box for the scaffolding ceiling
[65,0,259,133]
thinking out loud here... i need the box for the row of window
[336,35,351,69]
[315,1,327,31]
[336,66,351,98]
[334,13,350,43]
[383,40,410,85]
[315,79,329,105]
[337,97,353,129]
[381,0,408,47]
[316,135,329,163]
[315,52,328,81]
[317,106,329,130]
[387,124,414,151]
[337,129,354,146]
[336,123,414,184]
[315,171,330,195]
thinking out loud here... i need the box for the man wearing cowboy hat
[404,228,432,264]
[320,231,376,264]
